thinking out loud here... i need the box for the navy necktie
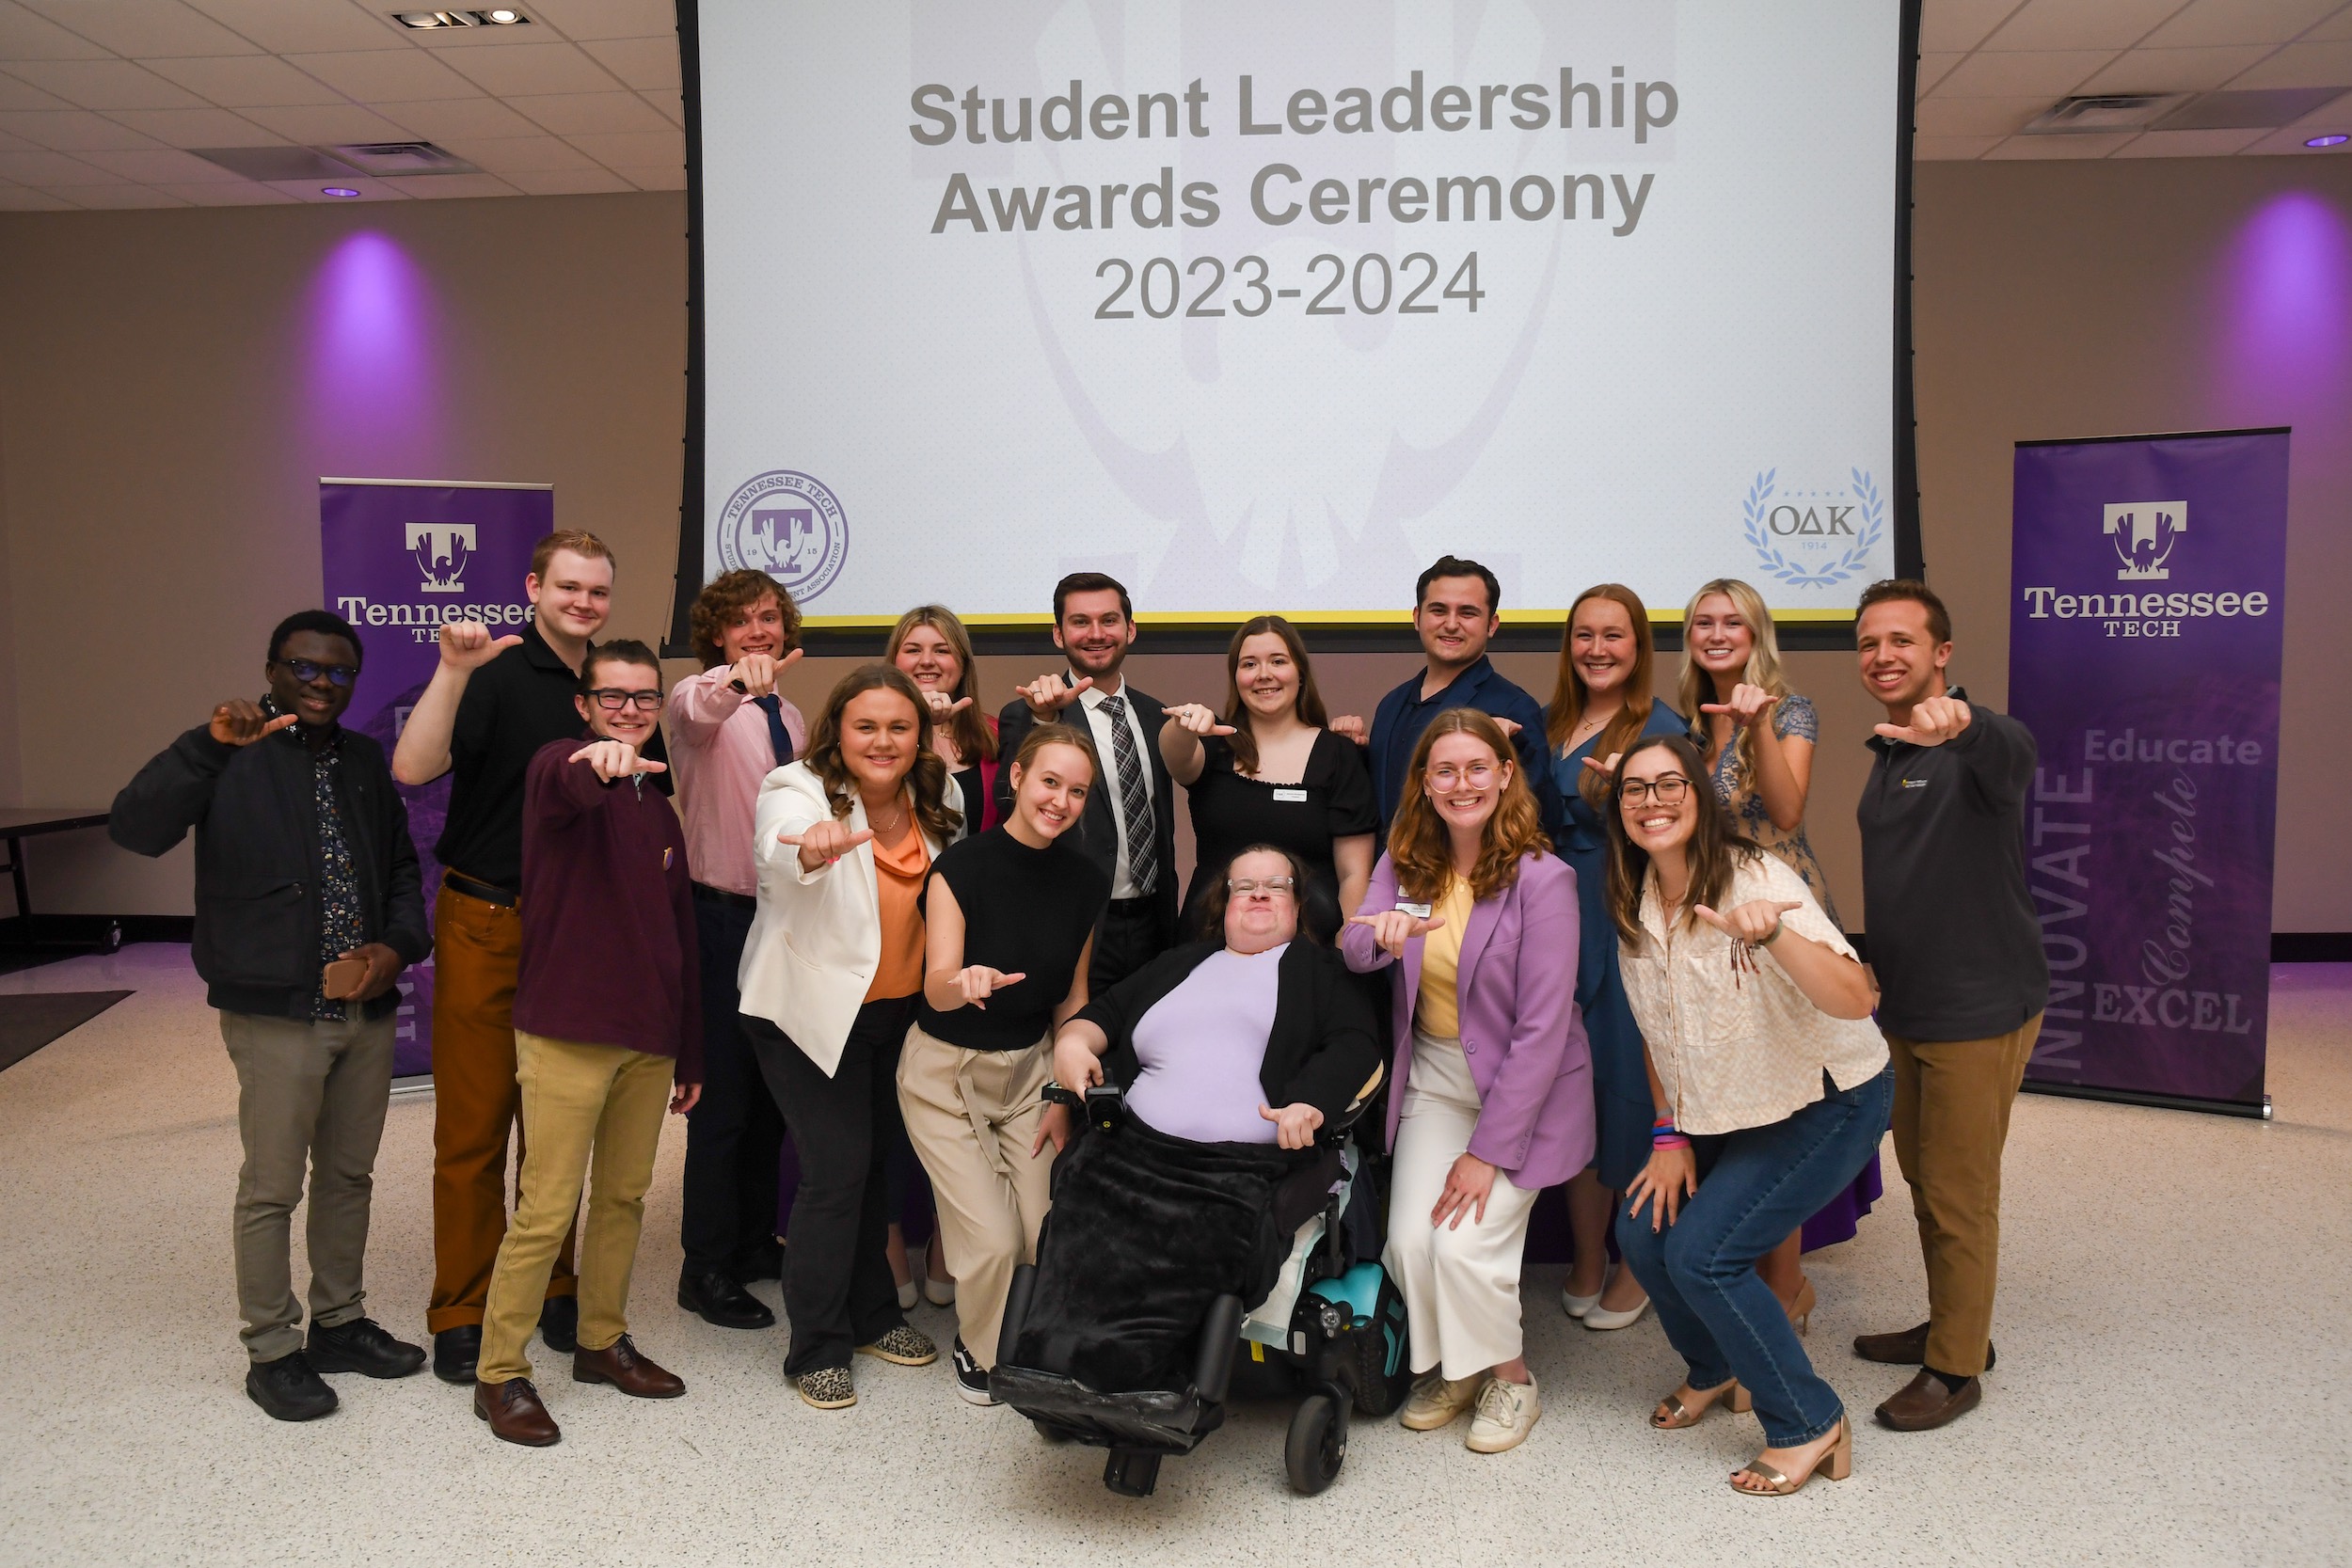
[751,693,794,768]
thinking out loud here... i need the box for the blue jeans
[1615,1066,1895,1446]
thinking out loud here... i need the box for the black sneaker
[307,1317,427,1379]
[246,1350,338,1421]
[538,1295,579,1353]
[433,1325,482,1385]
[951,1337,997,1406]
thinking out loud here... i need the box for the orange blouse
[865,823,932,1003]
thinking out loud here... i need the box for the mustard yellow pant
[478,1031,674,1385]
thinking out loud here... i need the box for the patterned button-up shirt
[310,736,366,1022]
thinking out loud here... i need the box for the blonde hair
[1676,578,1788,787]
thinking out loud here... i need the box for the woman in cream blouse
[1605,734,1891,1497]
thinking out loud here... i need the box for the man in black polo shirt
[391,530,667,1384]
[1850,578,2047,1433]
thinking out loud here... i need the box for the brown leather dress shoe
[1853,1323,1994,1369]
[572,1335,686,1400]
[474,1377,561,1446]
[1874,1368,1982,1431]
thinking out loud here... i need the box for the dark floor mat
[0,990,131,1072]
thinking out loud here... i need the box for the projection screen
[681,0,1919,638]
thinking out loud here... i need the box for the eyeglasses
[587,688,662,712]
[1228,876,1296,896]
[1426,763,1498,788]
[1617,774,1692,805]
[275,657,358,688]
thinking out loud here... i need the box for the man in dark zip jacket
[111,610,433,1422]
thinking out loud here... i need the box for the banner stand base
[390,1076,435,1099]
[2022,1080,2271,1120]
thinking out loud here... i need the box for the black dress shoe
[679,1268,775,1330]
[308,1317,427,1379]
[538,1295,579,1353]
[434,1325,483,1386]
[246,1350,338,1421]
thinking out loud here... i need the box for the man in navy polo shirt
[1343,555,1562,842]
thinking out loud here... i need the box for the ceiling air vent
[189,146,364,181]
[2021,94,2184,135]
[332,142,481,177]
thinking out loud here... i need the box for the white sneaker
[1466,1376,1540,1453]
[1398,1371,1486,1431]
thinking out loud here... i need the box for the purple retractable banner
[321,480,552,1079]
[2009,430,2289,1112]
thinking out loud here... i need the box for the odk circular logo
[717,470,848,601]
[1740,467,1885,589]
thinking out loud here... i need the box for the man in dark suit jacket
[995,572,1178,993]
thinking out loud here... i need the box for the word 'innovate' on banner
[918,71,1670,237]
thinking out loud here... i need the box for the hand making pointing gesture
[437,619,524,670]
[1873,694,1972,748]
[725,647,803,697]
[568,740,668,784]
[947,965,1026,1009]
[1018,673,1092,721]
[920,689,974,722]
[1347,908,1447,959]
[1699,682,1781,728]
[1692,898,1804,946]
[209,699,298,747]
[1167,703,1236,737]
[778,818,873,871]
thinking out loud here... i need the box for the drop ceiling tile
[0,124,28,150]
[141,54,347,106]
[1932,49,2117,97]
[17,0,255,57]
[2079,45,2278,92]
[1914,95,2055,135]
[1980,0,2191,51]
[0,181,75,207]
[155,178,298,202]
[0,146,124,182]
[1920,0,2029,54]
[501,165,631,194]
[180,0,405,53]
[2310,5,2352,38]
[611,161,684,189]
[371,96,540,138]
[0,109,163,150]
[507,88,665,134]
[0,1,113,60]
[105,104,280,144]
[2230,38,2352,82]
[75,145,247,182]
[377,171,524,198]
[436,40,617,95]
[2143,0,2346,48]
[4,59,213,111]
[526,0,676,42]
[261,175,408,200]
[2285,85,2352,122]
[562,128,677,166]
[288,46,481,102]
[2108,125,2270,154]
[2242,121,2352,149]
[0,73,73,110]
[580,35,679,90]
[637,87,680,125]
[1981,130,2141,157]
[444,133,596,171]
[40,182,186,206]
[1911,134,2005,159]
[1915,53,1965,95]
[235,103,420,143]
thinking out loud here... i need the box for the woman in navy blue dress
[1545,585,1687,1331]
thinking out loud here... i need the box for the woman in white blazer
[738,664,965,1411]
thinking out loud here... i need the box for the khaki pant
[1886,1015,2042,1379]
[478,1032,674,1385]
[896,1022,1056,1368]
[428,882,576,1333]
[219,1010,396,1363]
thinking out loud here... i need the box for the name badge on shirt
[1900,778,1930,789]
[663,847,675,869]
[1271,787,1309,802]
[1394,901,1432,920]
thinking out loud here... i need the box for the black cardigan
[1074,939,1382,1128]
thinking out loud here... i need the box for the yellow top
[1412,877,1478,1039]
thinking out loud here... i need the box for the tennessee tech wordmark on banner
[2008,430,2290,1113]
[321,479,553,1079]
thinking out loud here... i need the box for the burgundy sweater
[514,736,703,1083]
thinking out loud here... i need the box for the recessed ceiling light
[2308,133,2349,149]
[323,186,361,198]
[480,8,528,22]
[393,10,471,25]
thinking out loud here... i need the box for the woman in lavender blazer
[1342,709,1594,1456]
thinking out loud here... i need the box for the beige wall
[2,156,2346,930]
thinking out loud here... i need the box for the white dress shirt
[1073,675,1155,900]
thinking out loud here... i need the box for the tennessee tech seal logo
[2104,501,2186,581]
[718,470,848,602]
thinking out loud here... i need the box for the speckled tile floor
[0,945,2345,1568]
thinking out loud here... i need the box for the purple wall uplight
[302,229,445,471]
[2211,189,2351,423]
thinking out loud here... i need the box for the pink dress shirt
[665,665,808,896]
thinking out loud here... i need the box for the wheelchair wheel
[1283,1392,1346,1496]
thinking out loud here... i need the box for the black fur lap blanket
[1010,1116,1335,1394]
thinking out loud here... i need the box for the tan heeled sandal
[1651,1379,1752,1430]
[1731,1416,1852,1496]
[1785,1277,1817,1337]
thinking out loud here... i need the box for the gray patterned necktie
[1095,692,1157,895]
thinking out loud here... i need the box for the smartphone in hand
[322,957,370,1001]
